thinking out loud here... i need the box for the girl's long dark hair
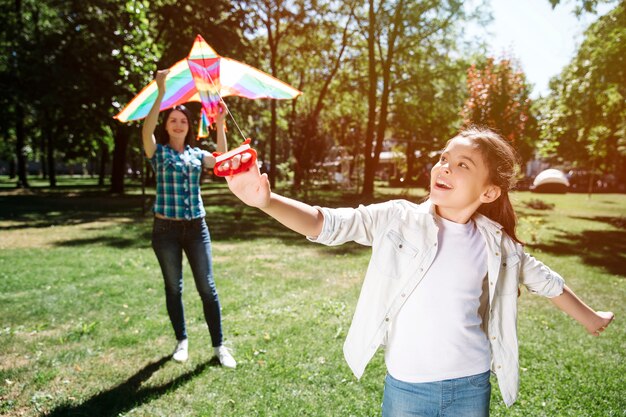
[155,105,196,147]
[455,126,523,244]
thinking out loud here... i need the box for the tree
[538,2,625,190]
[286,1,357,189]
[391,52,469,185]
[109,0,245,194]
[358,0,469,197]
[236,0,309,188]
[461,56,536,162]
[0,0,158,189]
[1,0,33,187]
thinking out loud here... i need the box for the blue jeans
[382,371,491,417]
[151,217,223,347]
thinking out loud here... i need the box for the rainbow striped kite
[114,34,302,138]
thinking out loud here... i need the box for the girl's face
[430,136,501,223]
[165,110,189,143]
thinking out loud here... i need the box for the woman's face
[165,110,189,143]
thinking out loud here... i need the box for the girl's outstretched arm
[141,69,168,158]
[550,285,614,336]
[222,157,323,238]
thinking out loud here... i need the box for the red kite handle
[213,138,257,177]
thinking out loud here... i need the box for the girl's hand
[155,69,169,93]
[587,311,614,336]
[222,154,270,208]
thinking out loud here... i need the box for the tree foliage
[461,56,536,162]
[548,0,618,16]
[356,0,475,197]
[235,0,310,187]
[5,0,620,195]
[538,2,625,182]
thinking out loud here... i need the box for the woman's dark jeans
[151,217,223,347]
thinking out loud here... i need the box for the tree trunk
[40,132,47,179]
[45,125,56,187]
[145,159,155,187]
[361,0,378,198]
[293,160,303,190]
[361,0,404,197]
[98,145,108,187]
[406,137,416,181]
[9,158,16,179]
[15,104,29,188]
[110,124,130,194]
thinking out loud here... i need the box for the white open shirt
[309,199,565,407]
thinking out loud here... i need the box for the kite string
[206,71,248,141]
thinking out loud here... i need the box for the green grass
[0,178,624,416]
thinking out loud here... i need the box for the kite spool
[213,138,257,177]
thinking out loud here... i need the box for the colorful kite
[114,34,302,138]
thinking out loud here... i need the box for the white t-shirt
[385,215,491,382]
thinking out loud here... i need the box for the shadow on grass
[43,356,218,417]
[515,210,550,220]
[0,193,149,229]
[527,217,626,277]
[56,235,152,249]
[570,215,626,230]
[1,182,422,252]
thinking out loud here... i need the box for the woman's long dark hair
[455,126,523,244]
[155,105,196,147]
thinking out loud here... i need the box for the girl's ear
[480,185,501,203]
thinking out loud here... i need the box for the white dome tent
[530,168,570,193]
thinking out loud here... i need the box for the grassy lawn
[0,177,624,416]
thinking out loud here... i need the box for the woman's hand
[221,154,270,209]
[155,69,169,93]
[216,101,227,125]
[214,102,228,153]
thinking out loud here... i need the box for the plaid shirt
[150,144,209,220]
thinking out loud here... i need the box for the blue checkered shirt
[150,144,209,220]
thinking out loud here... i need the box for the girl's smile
[433,177,453,190]
[429,136,500,223]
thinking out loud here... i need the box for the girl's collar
[425,198,503,233]
[472,211,504,234]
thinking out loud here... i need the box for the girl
[142,69,236,368]
[219,127,613,415]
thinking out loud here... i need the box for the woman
[142,69,236,368]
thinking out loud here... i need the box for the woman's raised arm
[141,69,168,158]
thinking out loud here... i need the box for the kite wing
[114,59,200,122]
[219,57,302,101]
[186,35,302,137]
[187,35,301,101]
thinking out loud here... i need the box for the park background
[1,0,625,416]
